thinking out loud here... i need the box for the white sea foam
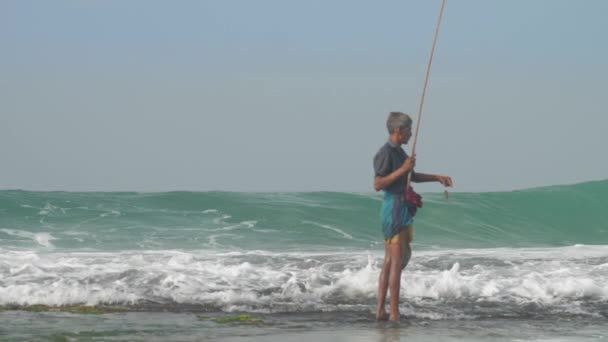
[100,210,121,217]
[208,220,258,232]
[0,246,606,317]
[0,229,57,248]
[302,220,353,240]
[33,233,56,248]
[37,203,66,216]
[212,215,232,224]
[207,233,243,247]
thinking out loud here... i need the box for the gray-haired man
[373,111,453,321]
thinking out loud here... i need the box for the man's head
[387,111,412,145]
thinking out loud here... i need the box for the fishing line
[407,0,448,198]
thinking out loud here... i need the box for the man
[373,111,453,321]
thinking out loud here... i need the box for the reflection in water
[377,323,401,342]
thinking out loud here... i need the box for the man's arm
[374,168,406,192]
[411,172,437,183]
[374,156,415,191]
[412,172,453,187]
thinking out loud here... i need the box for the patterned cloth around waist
[380,192,413,240]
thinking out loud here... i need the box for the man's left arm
[412,172,453,187]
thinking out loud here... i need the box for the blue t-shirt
[373,141,413,194]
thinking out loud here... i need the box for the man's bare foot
[388,313,400,322]
[376,310,388,320]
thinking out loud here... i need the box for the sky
[1,0,607,193]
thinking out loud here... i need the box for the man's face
[398,125,412,145]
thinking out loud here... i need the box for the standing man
[373,111,453,321]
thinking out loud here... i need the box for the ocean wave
[1,180,607,250]
[0,229,57,248]
[1,247,607,319]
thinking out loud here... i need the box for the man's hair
[386,111,412,134]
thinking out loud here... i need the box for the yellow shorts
[385,225,414,245]
[385,225,414,269]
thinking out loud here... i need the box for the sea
[1,180,607,341]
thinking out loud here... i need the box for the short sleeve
[373,148,391,177]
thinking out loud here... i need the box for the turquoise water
[1,180,607,341]
[1,179,607,251]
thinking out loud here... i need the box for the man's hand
[374,154,417,192]
[400,154,416,174]
[436,175,453,187]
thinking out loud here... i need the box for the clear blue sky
[1,0,607,192]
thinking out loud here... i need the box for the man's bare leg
[401,226,414,270]
[376,243,391,320]
[388,230,405,321]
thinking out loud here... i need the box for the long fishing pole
[407,0,447,194]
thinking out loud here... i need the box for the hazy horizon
[2,1,607,193]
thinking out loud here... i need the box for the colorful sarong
[380,192,413,240]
